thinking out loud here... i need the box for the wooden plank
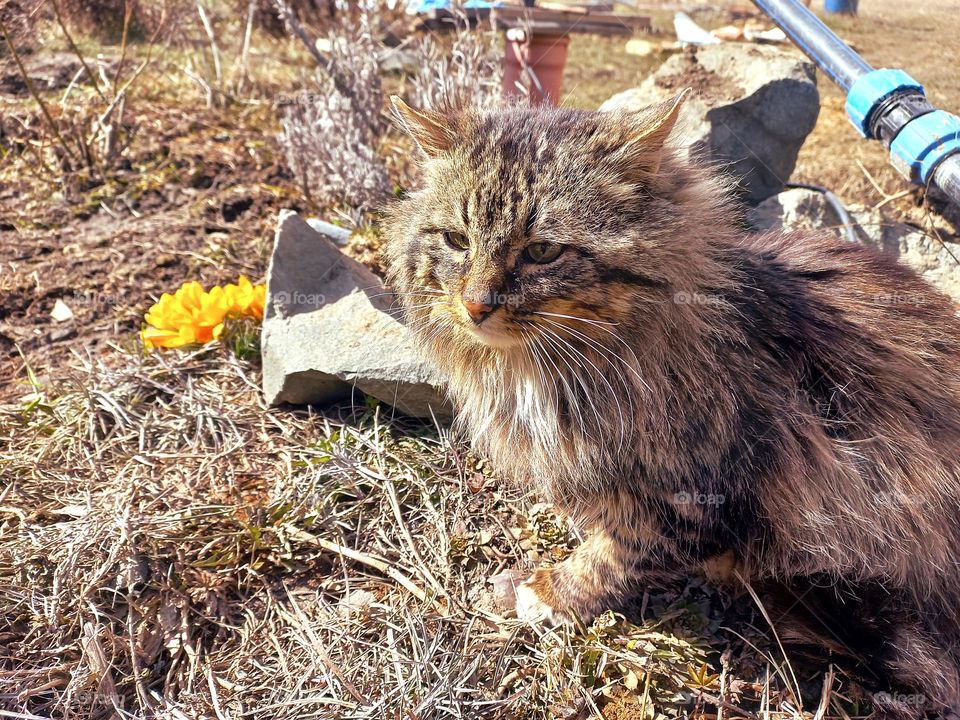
[538,2,616,12]
[495,6,651,28]
[419,6,650,36]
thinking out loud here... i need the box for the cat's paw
[514,582,558,624]
[514,569,571,626]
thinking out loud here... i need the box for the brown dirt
[602,695,651,720]
[652,45,742,103]
[0,101,301,401]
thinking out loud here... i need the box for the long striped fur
[383,96,960,718]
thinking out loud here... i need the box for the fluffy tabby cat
[383,93,960,718]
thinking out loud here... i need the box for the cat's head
[383,94,727,361]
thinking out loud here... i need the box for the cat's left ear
[619,89,690,178]
[390,96,456,158]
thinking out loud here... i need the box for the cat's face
[384,96,689,356]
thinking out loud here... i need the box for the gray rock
[601,44,819,204]
[747,188,960,303]
[746,186,841,234]
[261,210,451,418]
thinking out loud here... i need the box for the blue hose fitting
[845,68,960,184]
[889,111,960,184]
[845,68,922,138]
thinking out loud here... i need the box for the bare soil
[0,102,301,398]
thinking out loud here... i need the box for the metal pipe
[751,0,872,91]
[934,155,960,204]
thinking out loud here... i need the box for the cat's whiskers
[516,326,562,444]
[522,329,581,439]
[410,317,453,350]
[534,323,630,452]
[533,324,611,439]
[518,327,554,412]
[527,326,595,446]
[532,310,620,326]
[367,289,446,305]
[367,290,442,298]
[533,311,652,394]
[402,301,446,313]
[536,325,639,426]
[536,316,645,408]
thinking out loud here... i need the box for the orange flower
[222,275,266,320]
[141,277,266,350]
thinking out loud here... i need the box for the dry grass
[0,346,765,719]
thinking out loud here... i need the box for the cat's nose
[462,297,495,324]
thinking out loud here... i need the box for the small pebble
[488,569,528,611]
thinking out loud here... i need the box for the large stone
[600,44,819,204]
[746,186,843,234]
[747,188,960,303]
[261,210,451,418]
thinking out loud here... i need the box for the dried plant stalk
[277,4,390,223]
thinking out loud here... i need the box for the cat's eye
[523,242,564,264]
[443,231,470,251]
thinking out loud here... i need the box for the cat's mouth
[458,315,524,349]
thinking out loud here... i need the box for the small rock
[47,327,77,343]
[50,298,74,322]
[624,38,656,57]
[488,569,528,612]
[601,44,819,204]
[747,188,960,303]
[261,210,451,418]
[851,207,960,304]
[746,187,843,234]
[747,26,788,43]
[306,218,352,246]
[377,47,421,75]
[712,24,744,41]
[673,11,720,45]
[338,589,378,617]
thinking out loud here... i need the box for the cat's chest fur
[437,342,694,508]
[444,350,607,491]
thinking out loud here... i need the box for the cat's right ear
[390,96,456,158]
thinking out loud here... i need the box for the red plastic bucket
[502,28,571,106]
